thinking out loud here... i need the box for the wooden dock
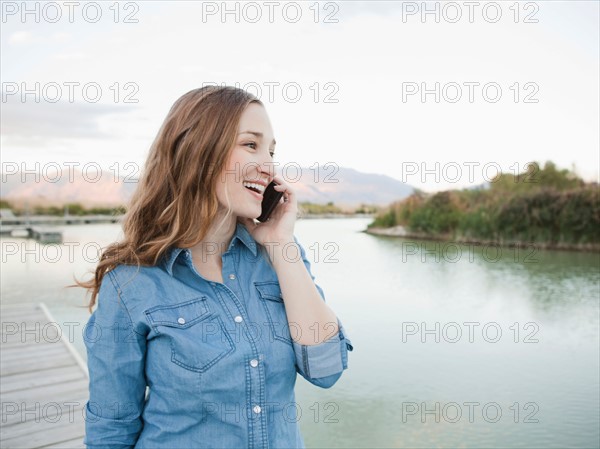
[1,303,88,448]
[0,226,63,243]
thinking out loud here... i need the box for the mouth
[242,181,265,198]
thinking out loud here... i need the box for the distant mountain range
[1,166,415,211]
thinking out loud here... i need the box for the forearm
[268,239,339,346]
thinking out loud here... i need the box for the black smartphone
[257,181,284,222]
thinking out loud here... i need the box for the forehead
[238,104,273,136]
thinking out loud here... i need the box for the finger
[272,174,290,189]
[272,173,285,183]
[273,182,293,195]
[281,188,294,199]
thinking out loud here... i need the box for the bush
[369,161,599,245]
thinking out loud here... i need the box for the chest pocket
[255,281,293,345]
[145,297,235,373]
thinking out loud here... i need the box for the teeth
[242,181,265,194]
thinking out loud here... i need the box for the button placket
[217,248,267,443]
[247,352,264,440]
[222,255,243,301]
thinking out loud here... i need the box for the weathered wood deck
[1,302,88,448]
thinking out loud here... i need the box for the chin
[236,208,261,221]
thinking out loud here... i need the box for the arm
[270,236,354,388]
[84,270,147,449]
[241,177,354,388]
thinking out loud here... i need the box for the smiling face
[215,102,277,220]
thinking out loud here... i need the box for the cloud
[52,32,71,43]
[52,52,88,61]
[0,96,137,146]
[8,31,35,44]
[1,1,597,190]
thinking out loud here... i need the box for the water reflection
[1,219,598,448]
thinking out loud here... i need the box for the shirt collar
[162,221,258,276]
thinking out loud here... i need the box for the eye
[270,151,276,158]
[244,142,257,150]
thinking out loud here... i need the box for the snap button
[253,405,261,414]
[234,315,243,323]
[229,274,236,280]
[177,317,185,325]
[250,359,259,368]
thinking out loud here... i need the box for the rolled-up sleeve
[291,236,354,389]
[292,317,354,388]
[84,270,147,449]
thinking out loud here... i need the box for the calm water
[1,218,599,448]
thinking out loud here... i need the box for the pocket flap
[145,297,210,328]
[254,281,284,302]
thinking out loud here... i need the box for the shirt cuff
[292,317,354,380]
[84,401,143,449]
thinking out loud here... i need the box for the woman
[75,86,354,448]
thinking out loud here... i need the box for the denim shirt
[83,221,354,449]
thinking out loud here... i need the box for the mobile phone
[257,181,284,222]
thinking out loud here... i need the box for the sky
[1,0,599,192]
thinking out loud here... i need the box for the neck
[189,212,238,263]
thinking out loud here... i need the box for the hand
[240,174,297,246]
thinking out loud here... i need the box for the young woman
[76,86,354,448]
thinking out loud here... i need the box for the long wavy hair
[70,86,263,314]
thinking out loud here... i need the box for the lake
[1,218,599,448]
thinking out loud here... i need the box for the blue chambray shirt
[83,221,354,449]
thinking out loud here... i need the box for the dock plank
[1,395,88,428]
[1,353,76,377]
[41,437,87,449]
[1,410,85,448]
[1,303,88,449]
[2,366,86,394]
[2,343,67,362]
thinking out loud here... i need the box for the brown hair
[69,86,262,313]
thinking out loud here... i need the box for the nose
[244,161,275,184]
[262,161,276,182]
[255,156,276,183]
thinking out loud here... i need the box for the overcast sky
[2,1,598,192]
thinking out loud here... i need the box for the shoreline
[299,213,376,219]
[364,225,600,253]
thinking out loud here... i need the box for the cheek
[226,146,248,165]
[231,147,257,169]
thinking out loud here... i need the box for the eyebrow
[238,130,276,146]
